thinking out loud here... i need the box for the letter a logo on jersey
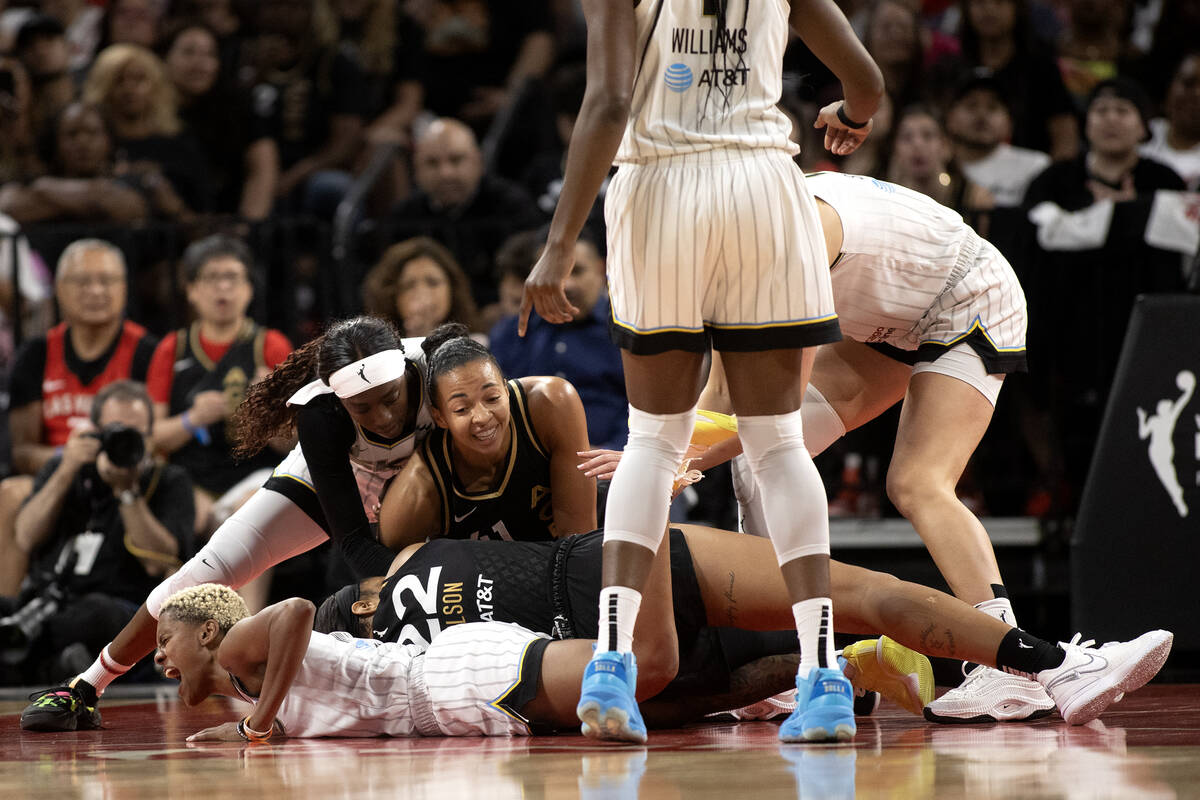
[1136,370,1194,518]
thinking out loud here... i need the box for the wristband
[181,411,212,446]
[836,104,869,130]
[237,716,273,742]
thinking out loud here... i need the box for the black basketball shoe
[20,683,102,732]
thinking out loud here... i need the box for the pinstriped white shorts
[605,149,840,354]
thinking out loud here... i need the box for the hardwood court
[2,684,1198,799]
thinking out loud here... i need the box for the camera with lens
[87,423,146,469]
[0,582,66,665]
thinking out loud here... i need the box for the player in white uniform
[519,0,884,744]
[22,317,437,733]
[581,172,1043,722]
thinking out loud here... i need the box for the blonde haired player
[520,0,884,743]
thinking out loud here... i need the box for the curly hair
[420,322,502,405]
[362,237,479,334]
[82,44,182,136]
[232,315,405,457]
[160,583,249,633]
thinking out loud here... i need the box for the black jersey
[372,530,764,696]
[421,379,554,541]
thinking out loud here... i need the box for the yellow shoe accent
[841,636,935,716]
[692,409,739,447]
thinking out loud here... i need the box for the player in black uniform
[379,324,596,548]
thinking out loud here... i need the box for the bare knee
[885,463,952,519]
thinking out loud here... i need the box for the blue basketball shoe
[577,650,647,743]
[779,666,856,743]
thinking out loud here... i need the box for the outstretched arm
[188,598,315,741]
[518,0,636,333]
[1136,407,1151,439]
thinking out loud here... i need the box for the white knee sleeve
[732,454,769,539]
[145,487,329,618]
[737,409,831,565]
[603,405,696,552]
[802,384,847,456]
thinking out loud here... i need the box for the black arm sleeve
[294,400,396,578]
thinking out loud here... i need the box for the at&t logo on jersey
[665,63,693,92]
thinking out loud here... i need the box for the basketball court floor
[2,683,1198,799]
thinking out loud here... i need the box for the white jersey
[231,623,547,739]
[960,144,1051,207]
[616,0,797,163]
[809,172,1027,368]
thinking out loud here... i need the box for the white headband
[328,349,408,398]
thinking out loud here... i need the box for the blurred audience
[390,117,542,306]
[1141,51,1200,190]
[0,239,157,596]
[40,0,104,74]
[361,235,479,338]
[13,14,77,141]
[160,20,278,219]
[81,44,209,214]
[145,234,292,539]
[0,101,176,224]
[489,227,627,451]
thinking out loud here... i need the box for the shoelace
[1061,633,1098,650]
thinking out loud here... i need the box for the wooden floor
[3,685,1199,799]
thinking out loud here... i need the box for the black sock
[990,583,1009,599]
[995,628,1066,678]
[71,678,98,706]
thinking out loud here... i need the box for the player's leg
[21,486,329,732]
[887,367,1002,605]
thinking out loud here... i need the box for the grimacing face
[155,613,218,706]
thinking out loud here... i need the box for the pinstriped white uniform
[232,623,548,738]
[807,172,1027,370]
[606,0,836,352]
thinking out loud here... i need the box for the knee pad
[603,405,696,552]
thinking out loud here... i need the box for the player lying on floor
[315,523,1174,733]
[155,527,816,741]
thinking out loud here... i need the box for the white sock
[597,586,642,653]
[76,645,134,695]
[793,597,836,672]
[974,597,1018,628]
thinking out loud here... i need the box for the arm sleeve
[144,334,178,405]
[294,403,396,578]
[8,337,47,409]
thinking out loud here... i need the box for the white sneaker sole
[1057,630,1174,726]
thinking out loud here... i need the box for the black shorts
[552,529,734,695]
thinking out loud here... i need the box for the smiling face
[155,613,220,706]
[165,26,220,98]
[430,359,511,462]
[340,375,410,440]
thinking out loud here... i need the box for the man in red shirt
[0,239,158,595]
[145,234,292,543]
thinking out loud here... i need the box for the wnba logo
[664,63,693,92]
[1136,370,1195,518]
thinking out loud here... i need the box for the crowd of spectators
[0,0,1196,682]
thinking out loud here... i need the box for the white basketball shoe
[924,663,1055,724]
[1037,630,1174,725]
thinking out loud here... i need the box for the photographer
[2,381,193,684]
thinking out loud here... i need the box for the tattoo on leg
[724,571,737,627]
[918,623,957,658]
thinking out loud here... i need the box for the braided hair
[233,315,405,457]
[420,322,503,406]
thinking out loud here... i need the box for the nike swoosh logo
[454,507,476,523]
[1044,652,1107,690]
[201,558,214,569]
